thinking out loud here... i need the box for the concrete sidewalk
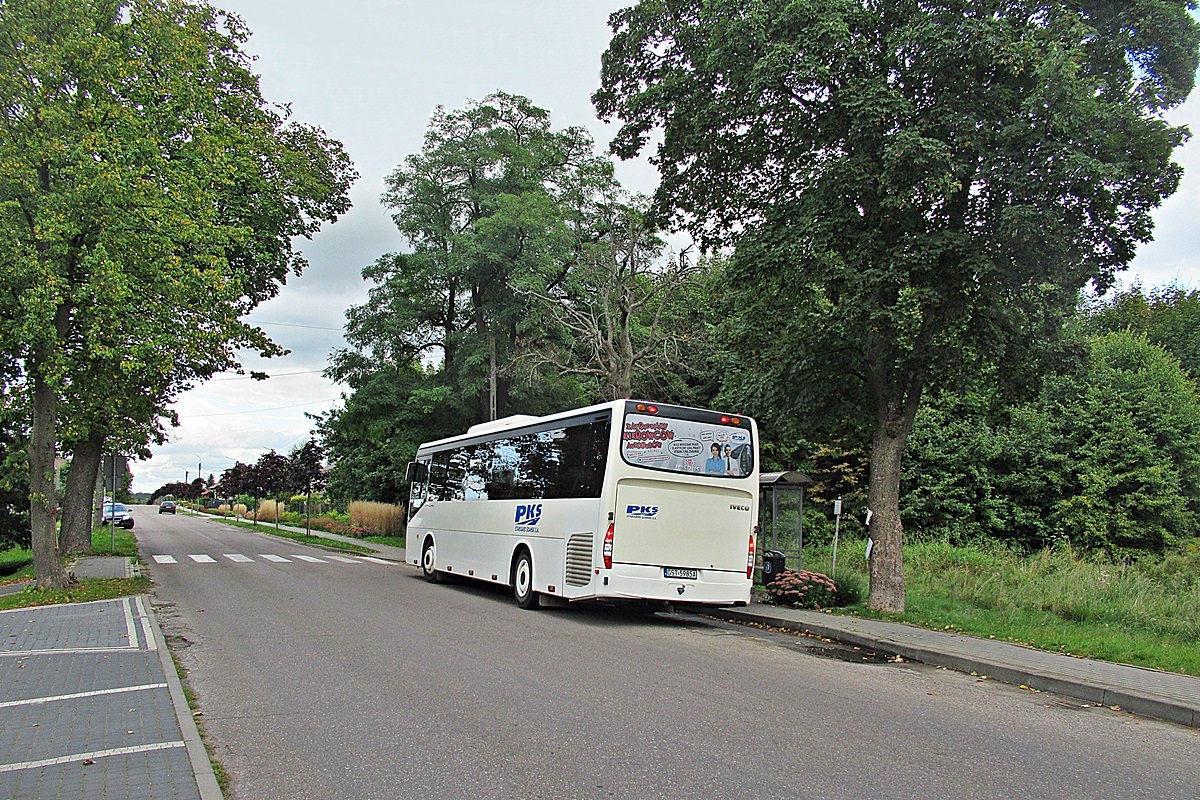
[0,594,220,800]
[714,603,1200,728]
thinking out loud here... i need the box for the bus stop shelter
[759,470,814,575]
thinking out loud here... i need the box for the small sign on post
[830,496,844,575]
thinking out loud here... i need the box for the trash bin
[761,549,786,585]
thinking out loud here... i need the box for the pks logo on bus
[515,503,543,532]
[626,504,659,520]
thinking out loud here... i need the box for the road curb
[141,595,224,800]
[711,607,1198,728]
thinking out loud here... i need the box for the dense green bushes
[902,331,1200,556]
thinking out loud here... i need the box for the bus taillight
[746,532,755,579]
[603,523,614,569]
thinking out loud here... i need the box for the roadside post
[831,496,842,576]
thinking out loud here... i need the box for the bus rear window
[621,413,753,478]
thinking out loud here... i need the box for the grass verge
[90,525,139,557]
[1,526,143,604]
[363,535,405,549]
[0,547,33,581]
[797,539,1200,676]
[0,577,151,611]
[208,517,377,554]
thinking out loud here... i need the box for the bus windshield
[620,412,753,478]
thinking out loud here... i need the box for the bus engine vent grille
[565,532,594,586]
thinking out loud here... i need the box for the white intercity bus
[405,400,759,609]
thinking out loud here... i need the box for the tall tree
[517,197,699,401]
[337,93,610,423]
[288,438,328,498]
[0,0,355,585]
[595,0,1200,610]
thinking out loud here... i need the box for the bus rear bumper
[600,564,751,606]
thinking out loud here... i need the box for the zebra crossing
[149,552,394,566]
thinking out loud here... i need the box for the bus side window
[445,448,468,501]
[428,452,451,501]
[408,460,430,510]
[547,416,610,499]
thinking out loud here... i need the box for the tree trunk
[866,416,908,612]
[61,431,104,555]
[29,371,68,588]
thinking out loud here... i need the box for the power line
[249,319,344,332]
[209,369,326,382]
[188,399,340,418]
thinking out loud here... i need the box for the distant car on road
[158,500,177,514]
[101,502,135,529]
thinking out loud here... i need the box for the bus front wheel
[421,538,441,583]
[513,549,538,609]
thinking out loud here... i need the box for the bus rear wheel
[513,549,538,609]
[421,538,441,583]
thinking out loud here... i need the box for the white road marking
[223,553,254,563]
[290,554,326,563]
[121,597,139,650]
[187,554,216,563]
[325,555,359,563]
[259,554,291,562]
[151,555,177,564]
[134,595,156,652]
[0,647,136,658]
[0,741,186,773]
[357,556,393,564]
[0,683,168,710]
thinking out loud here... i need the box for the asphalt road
[135,508,1199,800]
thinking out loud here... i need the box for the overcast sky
[133,1,1200,492]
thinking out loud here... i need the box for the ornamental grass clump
[348,501,405,535]
[765,569,839,610]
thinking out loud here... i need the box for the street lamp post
[193,454,203,509]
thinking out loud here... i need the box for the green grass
[1,527,138,585]
[799,538,1200,676]
[0,546,34,580]
[208,517,377,554]
[0,524,147,609]
[363,535,405,549]
[90,525,138,557]
[0,577,151,611]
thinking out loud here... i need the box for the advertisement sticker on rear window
[621,414,753,478]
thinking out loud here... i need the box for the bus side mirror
[406,461,428,483]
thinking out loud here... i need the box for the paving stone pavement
[0,597,219,800]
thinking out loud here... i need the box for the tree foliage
[595,0,1200,610]
[0,0,355,584]
[903,332,1200,555]
[150,480,205,503]
[1080,283,1200,379]
[334,93,610,421]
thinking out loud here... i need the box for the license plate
[663,567,698,580]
